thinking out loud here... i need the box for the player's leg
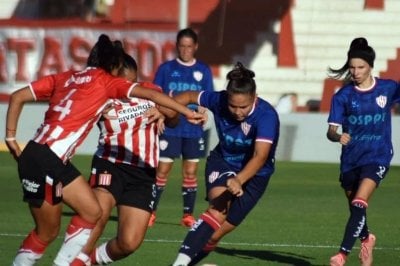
[93,206,150,264]
[150,135,180,226]
[181,159,198,227]
[13,202,63,266]
[13,141,65,266]
[180,137,204,227]
[91,164,155,264]
[71,188,115,266]
[53,176,102,266]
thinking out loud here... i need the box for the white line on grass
[4,233,398,251]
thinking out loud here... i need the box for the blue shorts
[205,150,271,226]
[340,163,389,191]
[18,141,81,207]
[89,156,156,212]
[159,135,205,159]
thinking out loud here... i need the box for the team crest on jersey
[375,95,387,108]
[159,139,169,151]
[241,122,251,135]
[193,71,203,82]
[99,172,112,186]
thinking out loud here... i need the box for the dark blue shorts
[18,141,81,207]
[89,156,156,212]
[205,150,271,226]
[340,163,389,191]
[159,135,205,159]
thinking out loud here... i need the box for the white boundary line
[1,232,399,251]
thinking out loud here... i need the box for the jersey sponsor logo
[241,122,251,135]
[22,179,40,193]
[375,95,387,108]
[171,70,181,78]
[193,71,203,82]
[168,81,202,92]
[348,112,386,125]
[99,172,112,186]
[117,102,153,123]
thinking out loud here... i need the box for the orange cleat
[148,212,156,227]
[359,233,376,266]
[181,214,196,228]
[330,253,346,266]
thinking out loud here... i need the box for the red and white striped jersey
[95,82,161,168]
[30,67,135,162]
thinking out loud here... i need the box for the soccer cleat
[359,233,376,266]
[148,212,156,227]
[330,253,346,266]
[181,214,196,227]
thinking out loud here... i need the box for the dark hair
[226,62,256,94]
[328,37,375,83]
[87,34,125,74]
[176,28,198,44]
[117,53,138,77]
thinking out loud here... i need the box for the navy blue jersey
[328,78,400,172]
[154,58,214,138]
[199,90,280,176]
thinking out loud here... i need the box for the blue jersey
[154,58,214,138]
[328,78,400,172]
[199,90,280,177]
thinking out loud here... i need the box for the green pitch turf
[0,152,399,265]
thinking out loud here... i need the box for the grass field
[0,151,399,265]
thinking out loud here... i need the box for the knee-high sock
[91,242,114,265]
[188,241,218,266]
[53,215,95,266]
[182,177,197,214]
[172,211,221,266]
[153,176,167,211]
[13,230,48,266]
[339,198,368,254]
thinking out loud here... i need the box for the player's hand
[197,106,209,126]
[5,138,21,161]
[340,133,351,145]
[186,111,207,125]
[226,177,244,197]
[145,107,164,124]
[102,103,118,120]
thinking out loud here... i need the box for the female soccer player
[170,62,280,266]
[70,53,182,265]
[150,28,215,228]
[4,34,203,266]
[327,37,400,266]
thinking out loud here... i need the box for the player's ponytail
[226,62,256,95]
[87,34,125,74]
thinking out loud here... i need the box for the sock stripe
[200,212,221,230]
[183,177,197,188]
[156,176,167,186]
[352,198,368,208]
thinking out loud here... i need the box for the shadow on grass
[214,246,325,266]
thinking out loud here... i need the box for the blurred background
[1,0,400,164]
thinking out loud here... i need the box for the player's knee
[116,237,141,255]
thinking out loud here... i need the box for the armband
[5,137,16,142]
